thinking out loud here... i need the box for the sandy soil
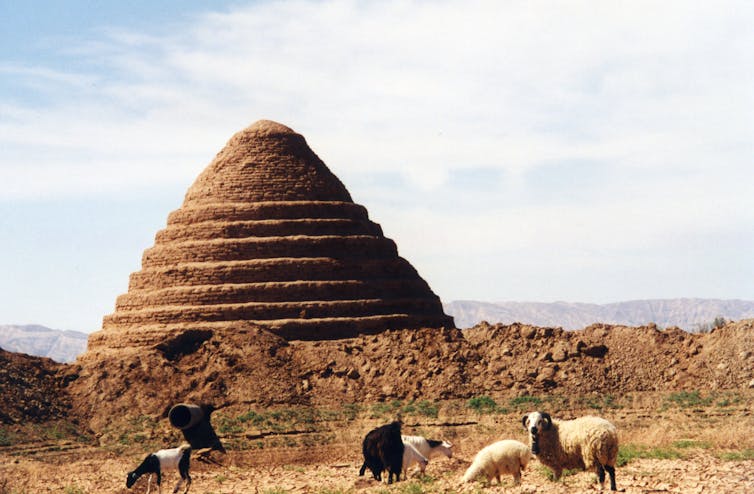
[1,446,752,494]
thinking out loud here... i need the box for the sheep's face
[440,441,453,458]
[126,471,139,488]
[522,411,551,455]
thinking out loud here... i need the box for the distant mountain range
[0,325,88,363]
[444,298,754,331]
[3,299,754,362]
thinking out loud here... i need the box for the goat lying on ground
[126,444,192,494]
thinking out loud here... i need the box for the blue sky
[1,1,753,333]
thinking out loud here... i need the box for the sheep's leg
[184,472,191,493]
[513,468,522,485]
[596,463,606,487]
[172,478,183,494]
[551,467,562,481]
[604,465,617,491]
[145,474,152,494]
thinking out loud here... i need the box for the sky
[1,0,753,333]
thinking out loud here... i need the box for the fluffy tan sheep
[462,439,531,485]
[523,411,619,491]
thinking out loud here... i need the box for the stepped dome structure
[91,120,453,349]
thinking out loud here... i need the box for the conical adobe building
[90,120,453,350]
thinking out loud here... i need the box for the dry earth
[2,392,753,493]
[1,321,753,493]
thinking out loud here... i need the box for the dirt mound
[61,320,754,431]
[6,319,752,429]
[0,347,71,424]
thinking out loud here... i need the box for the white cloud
[1,0,753,318]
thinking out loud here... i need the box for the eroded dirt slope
[61,320,754,431]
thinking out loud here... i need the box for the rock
[521,326,537,339]
[582,344,608,358]
[551,344,569,362]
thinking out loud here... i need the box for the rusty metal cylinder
[168,403,204,430]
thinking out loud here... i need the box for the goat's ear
[521,414,529,429]
[541,412,552,430]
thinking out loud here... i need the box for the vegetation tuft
[508,394,543,410]
[0,428,13,447]
[467,395,503,414]
[717,449,754,461]
[617,444,685,466]
[664,390,713,409]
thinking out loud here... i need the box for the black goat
[358,421,404,483]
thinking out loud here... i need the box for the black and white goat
[126,444,192,494]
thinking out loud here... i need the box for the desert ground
[2,390,753,494]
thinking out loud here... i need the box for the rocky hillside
[64,319,754,431]
[0,348,70,423]
[445,298,754,330]
[0,325,88,363]
[4,318,752,429]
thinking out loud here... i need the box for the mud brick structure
[90,120,453,349]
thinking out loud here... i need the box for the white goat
[401,443,429,479]
[126,444,192,494]
[401,435,453,475]
[523,411,619,491]
[462,439,531,485]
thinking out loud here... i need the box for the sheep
[126,444,192,494]
[358,421,404,483]
[462,439,531,486]
[401,443,429,479]
[523,411,619,491]
[401,434,453,466]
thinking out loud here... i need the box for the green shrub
[370,400,405,418]
[718,449,754,461]
[509,394,543,409]
[0,428,13,447]
[216,416,244,435]
[672,439,711,449]
[617,444,684,466]
[341,403,361,420]
[467,396,498,414]
[415,400,439,418]
[665,390,712,408]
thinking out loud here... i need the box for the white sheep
[401,443,429,479]
[462,439,531,486]
[401,434,453,476]
[523,411,618,491]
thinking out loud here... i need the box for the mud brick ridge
[91,119,454,352]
